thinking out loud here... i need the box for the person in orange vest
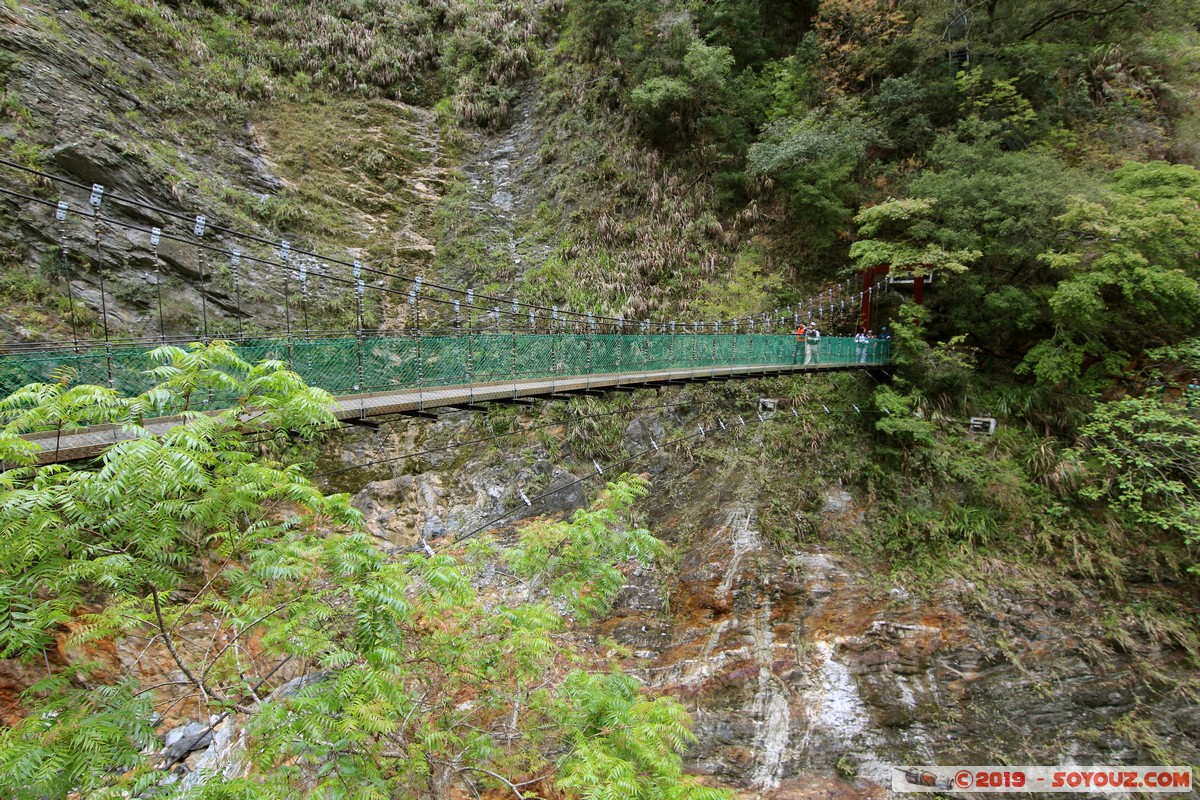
[793,321,806,363]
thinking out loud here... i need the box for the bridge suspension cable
[0,160,885,337]
[1,162,895,468]
[5,181,870,341]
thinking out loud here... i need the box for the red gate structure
[860,265,926,331]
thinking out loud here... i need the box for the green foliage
[0,87,31,125]
[691,0,816,68]
[0,248,100,342]
[557,669,730,800]
[872,382,938,456]
[756,47,820,121]
[1022,161,1200,388]
[0,679,158,799]
[955,69,1040,142]
[910,124,1086,269]
[878,303,973,403]
[1078,396,1200,553]
[810,0,914,95]
[692,242,783,320]
[0,345,350,798]
[562,0,659,68]
[855,126,1094,360]
[747,104,877,180]
[869,305,981,472]
[559,396,629,461]
[93,0,543,128]
[631,76,689,120]
[850,197,981,276]
[505,474,662,621]
[0,345,723,798]
[628,38,738,147]
[747,104,882,260]
[870,75,933,154]
[859,301,1200,580]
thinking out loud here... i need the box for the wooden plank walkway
[18,360,872,465]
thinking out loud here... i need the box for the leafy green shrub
[0,344,728,798]
[1079,395,1200,554]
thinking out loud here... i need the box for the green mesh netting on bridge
[0,333,891,407]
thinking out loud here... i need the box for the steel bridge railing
[0,332,891,410]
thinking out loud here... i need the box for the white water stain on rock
[800,638,893,786]
[657,504,760,689]
[811,639,868,743]
[714,504,795,790]
[460,87,544,275]
[749,603,791,790]
[716,506,759,600]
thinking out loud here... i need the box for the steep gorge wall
[1,1,1198,796]
[326,387,1200,797]
[0,1,461,342]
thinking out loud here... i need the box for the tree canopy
[0,343,729,800]
[1024,161,1200,388]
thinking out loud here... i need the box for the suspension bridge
[0,164,894,465]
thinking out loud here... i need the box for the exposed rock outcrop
[597,463,1200,798]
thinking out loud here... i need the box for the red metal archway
[860,265,925,331]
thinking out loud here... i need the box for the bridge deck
[19,360,872,464]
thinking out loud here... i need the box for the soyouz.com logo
[893,766,1193,793]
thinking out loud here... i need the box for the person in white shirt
[804,324,821,364]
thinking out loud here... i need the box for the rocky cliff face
[1,1,456,342]
[326,405,1200,798]
[631,488,1198,796]
[1,2,1197,796]
[7,408,1195,796]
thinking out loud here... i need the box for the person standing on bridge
[878,326,891,362]
[854,330,870,363]
[793,321,806,363]
[804,323,821,365]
